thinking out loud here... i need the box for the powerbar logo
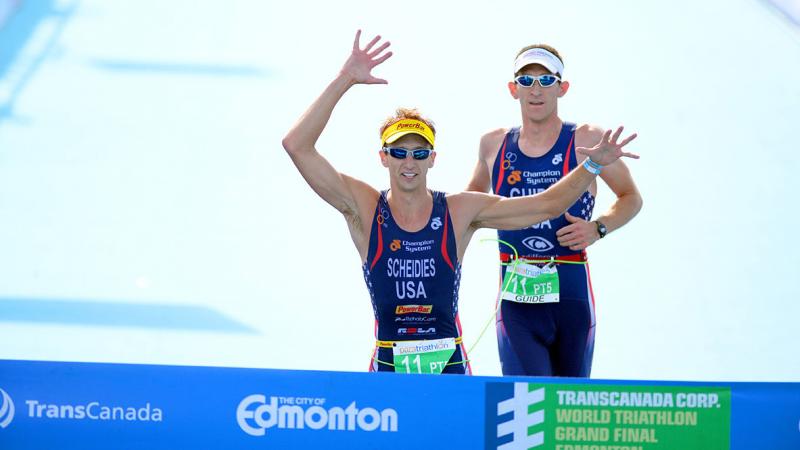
[237,395,398,436]
[395,305,433,314]
[397,122,426,132]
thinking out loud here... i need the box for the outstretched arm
[469,127,639,230]
[281,30,392,215]
[556,160,642,251]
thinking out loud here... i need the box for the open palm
[340,30,393,85]
[576,126,639,166]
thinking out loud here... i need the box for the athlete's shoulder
[575,123,606,147]
[478,127,510,159]
[481,127,509,139]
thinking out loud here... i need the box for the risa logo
[431,217,442,230]
[552,153,563,165]
[398,327,436,335]
[0,388,14,429]
[522,236,555,253]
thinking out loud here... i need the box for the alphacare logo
[0,388,14,429]
[486,382,546,449]
[237,394,398,437]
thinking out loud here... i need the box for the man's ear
[508,81,519,99]
[379,150,389,167]
[558,80,570,97]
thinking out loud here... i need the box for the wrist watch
[594,220,608,239]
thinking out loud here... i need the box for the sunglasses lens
[516,74,559,87]
[412,149,432,160]
[539,75,558,87]
[516,75,534,87]
[385,147,431,160]
[388,148,408,159]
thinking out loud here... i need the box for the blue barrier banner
[0,359,799,449]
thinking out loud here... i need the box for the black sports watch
[594,221,608,239]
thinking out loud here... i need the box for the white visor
[513,48,564,76]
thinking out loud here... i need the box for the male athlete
[283,32,638,375]
[466,45,643,376]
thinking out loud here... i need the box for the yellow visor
[381,119,435,147]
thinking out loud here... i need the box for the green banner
[495,383,731,450]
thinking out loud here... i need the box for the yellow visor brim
[381,119,435,147]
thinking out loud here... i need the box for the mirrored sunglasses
[514,74,561,88]
[382,147,433,160]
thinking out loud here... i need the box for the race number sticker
[501,262,560,304]
[392,338,457,375]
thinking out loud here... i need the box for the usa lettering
[396,281,427,299]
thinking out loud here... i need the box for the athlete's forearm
[479,160,600,230]
[535,159,600,219]
[595,190,643,234]
[465,160,491,193]
[282,73,356,156]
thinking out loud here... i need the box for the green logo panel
[530,383,731,450]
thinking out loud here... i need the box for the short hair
[514,44,564,77]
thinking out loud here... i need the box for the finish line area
[1,360,798,449]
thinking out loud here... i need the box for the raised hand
[576,126,639,167]
[340,30,393,85]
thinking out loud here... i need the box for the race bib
[501,261,560,304]
[392,338,457,374]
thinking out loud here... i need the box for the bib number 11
[501,262,560,304]
[392,338,457,375]
[398,354,422,373]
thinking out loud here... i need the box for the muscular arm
[467,161,602,230]
[556,125,643,250]
[465,129,505,193]
[452,127,638,239]
[596,161,642,233]
[282,74,368,216]
[281,31,392,258]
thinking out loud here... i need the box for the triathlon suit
[491,123,596,377]
[362,190,471,374]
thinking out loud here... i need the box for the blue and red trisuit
[491,122,597,377]
[362,190,471,374]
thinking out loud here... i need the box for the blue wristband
[583,158,602,175]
